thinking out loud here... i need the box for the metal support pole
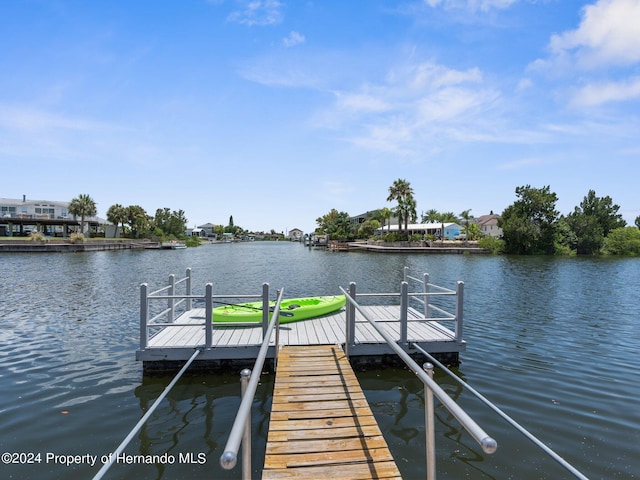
[168,274,175,323]
[139,283,148,349]
[423,273,430,318]
[400,281,408,344]
[262,283,269,337]
[346,282,356,356]
[403,266,409,282]
[424,362,436,480]
[274,289,281,372]
[186,268,192,310]
[205,283,213,348]
[455,281,464,343]
[240,369,252,480]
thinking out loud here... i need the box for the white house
[0,195,103,236]
[375,222,463,240]
[474,214,502,237]
[287,228,304,241]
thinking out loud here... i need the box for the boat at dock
[212,295,346,324]
[161,240,186,249]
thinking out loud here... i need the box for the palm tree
[460,209,472,244]
[106,204,127,238]
[387,179,416,236]
[421,209,439,223]
[68,194,97,236]
[380,207,392,232]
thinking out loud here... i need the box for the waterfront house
[287,228,304,241]
[0,196,103,237]
[474,214,502,237]
[375,222,463,240]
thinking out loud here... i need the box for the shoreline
[346,241,490,254]
[0,239,160,252]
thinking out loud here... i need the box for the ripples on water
[1,244,639,479]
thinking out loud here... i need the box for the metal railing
[413,344,589,480]
[139,269,276,350]
[340,284,496,479]
[343,277,463,355]
[219,288,285,479]
[92,348,203,480]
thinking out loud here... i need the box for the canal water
[0,242,638,479]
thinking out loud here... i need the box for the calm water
[0,243,638,479]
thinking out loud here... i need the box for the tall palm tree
[387,179,416,236]
[380,207,392,232]
[460,209,472,234]
[68,194,97,236]
[421,209,439,223]
[106,204,127,238]
[460,209,472,244]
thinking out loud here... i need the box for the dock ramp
[263,345,401,479]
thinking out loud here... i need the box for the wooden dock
[262,345,402,479]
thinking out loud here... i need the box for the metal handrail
[412,344,589,480]
[140,269,276,349]
[339,285,497,456]
[92,348,202,480]
[219,288,285,476]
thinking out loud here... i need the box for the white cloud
[549,0,640,68]
[283,31,305,47]
[424,0,517,12]
[0,105,105,132]
[335,92,391,113]
[570,76,640,107]
[316,61,500,154]
[227,0,283,26]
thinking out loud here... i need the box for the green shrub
[383,232,407,242]
[478,235,505,254]
[603,227,640,256]
[29,232,47,242]
[70,232,85,243]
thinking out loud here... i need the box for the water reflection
[1,245,639,479]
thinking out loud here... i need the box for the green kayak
[212,295,346,324]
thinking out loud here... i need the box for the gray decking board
[138,305,464,363]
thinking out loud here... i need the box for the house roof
[475,214,500,226]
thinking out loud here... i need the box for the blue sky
[2,0,639,233]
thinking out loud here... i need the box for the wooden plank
[262,461,401,480]
[263,345,401,479]
[267,415,379,431]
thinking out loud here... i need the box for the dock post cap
[220,451,237,469]
[481,436,498,454]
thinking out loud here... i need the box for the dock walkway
[262,345,402,479]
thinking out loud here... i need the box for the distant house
[475,214,502,238]
[350,210,398,229]
[375,222,463,240]
[287,228,304,241]
[0,195,103,237]
[186,227,206,237]
[197,223,217,237]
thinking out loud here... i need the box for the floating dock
[137,303,464,371]
[136,269,466,372]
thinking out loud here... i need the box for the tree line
[68,195,283,243]
[66,194,189,241]
[314,180,640,256]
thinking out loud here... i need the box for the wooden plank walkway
[262,345,402,480]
